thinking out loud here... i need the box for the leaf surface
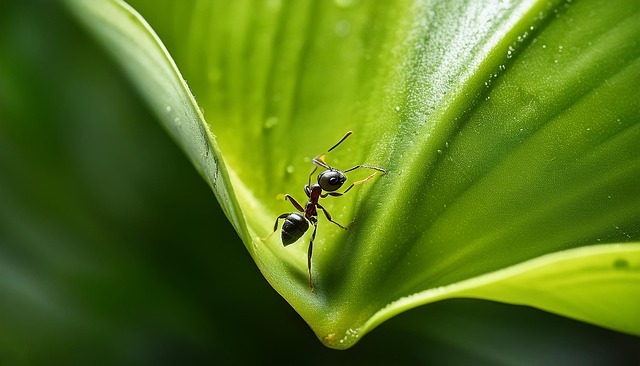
[66,0,640,348]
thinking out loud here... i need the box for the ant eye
[318,170,346,192]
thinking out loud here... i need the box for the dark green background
[0,1,637,364]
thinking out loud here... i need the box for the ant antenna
[327,131,352,153]
[313,131,353,169]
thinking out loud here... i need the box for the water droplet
[264,116,279,129]
[286,165,295,174]
[165,105,172,113]
[334,0,356,8]
[335,20,351,37]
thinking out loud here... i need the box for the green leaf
[65,0,640,348]
[365,244,640,337]
[64,0,246,239]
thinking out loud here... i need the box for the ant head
[317,169,347,192]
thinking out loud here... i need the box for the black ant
[267,131,386,290]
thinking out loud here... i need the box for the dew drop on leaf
[264,116,279,129]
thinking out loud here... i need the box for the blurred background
[0,1,638,364]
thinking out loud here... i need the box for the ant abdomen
[281,212,309,246]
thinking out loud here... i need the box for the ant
[267,131,386,290]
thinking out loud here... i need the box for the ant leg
[262,213,290,241]
[317,203,348,230]
[312,131,353,169]
[312,156,331,170]
[321,171,379,197]
[273,213,289,231]
[304,184,312,198]
[307,166,318,188]
[284,194,305,211]
[343,164,387,174]
[308,220,318,290]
